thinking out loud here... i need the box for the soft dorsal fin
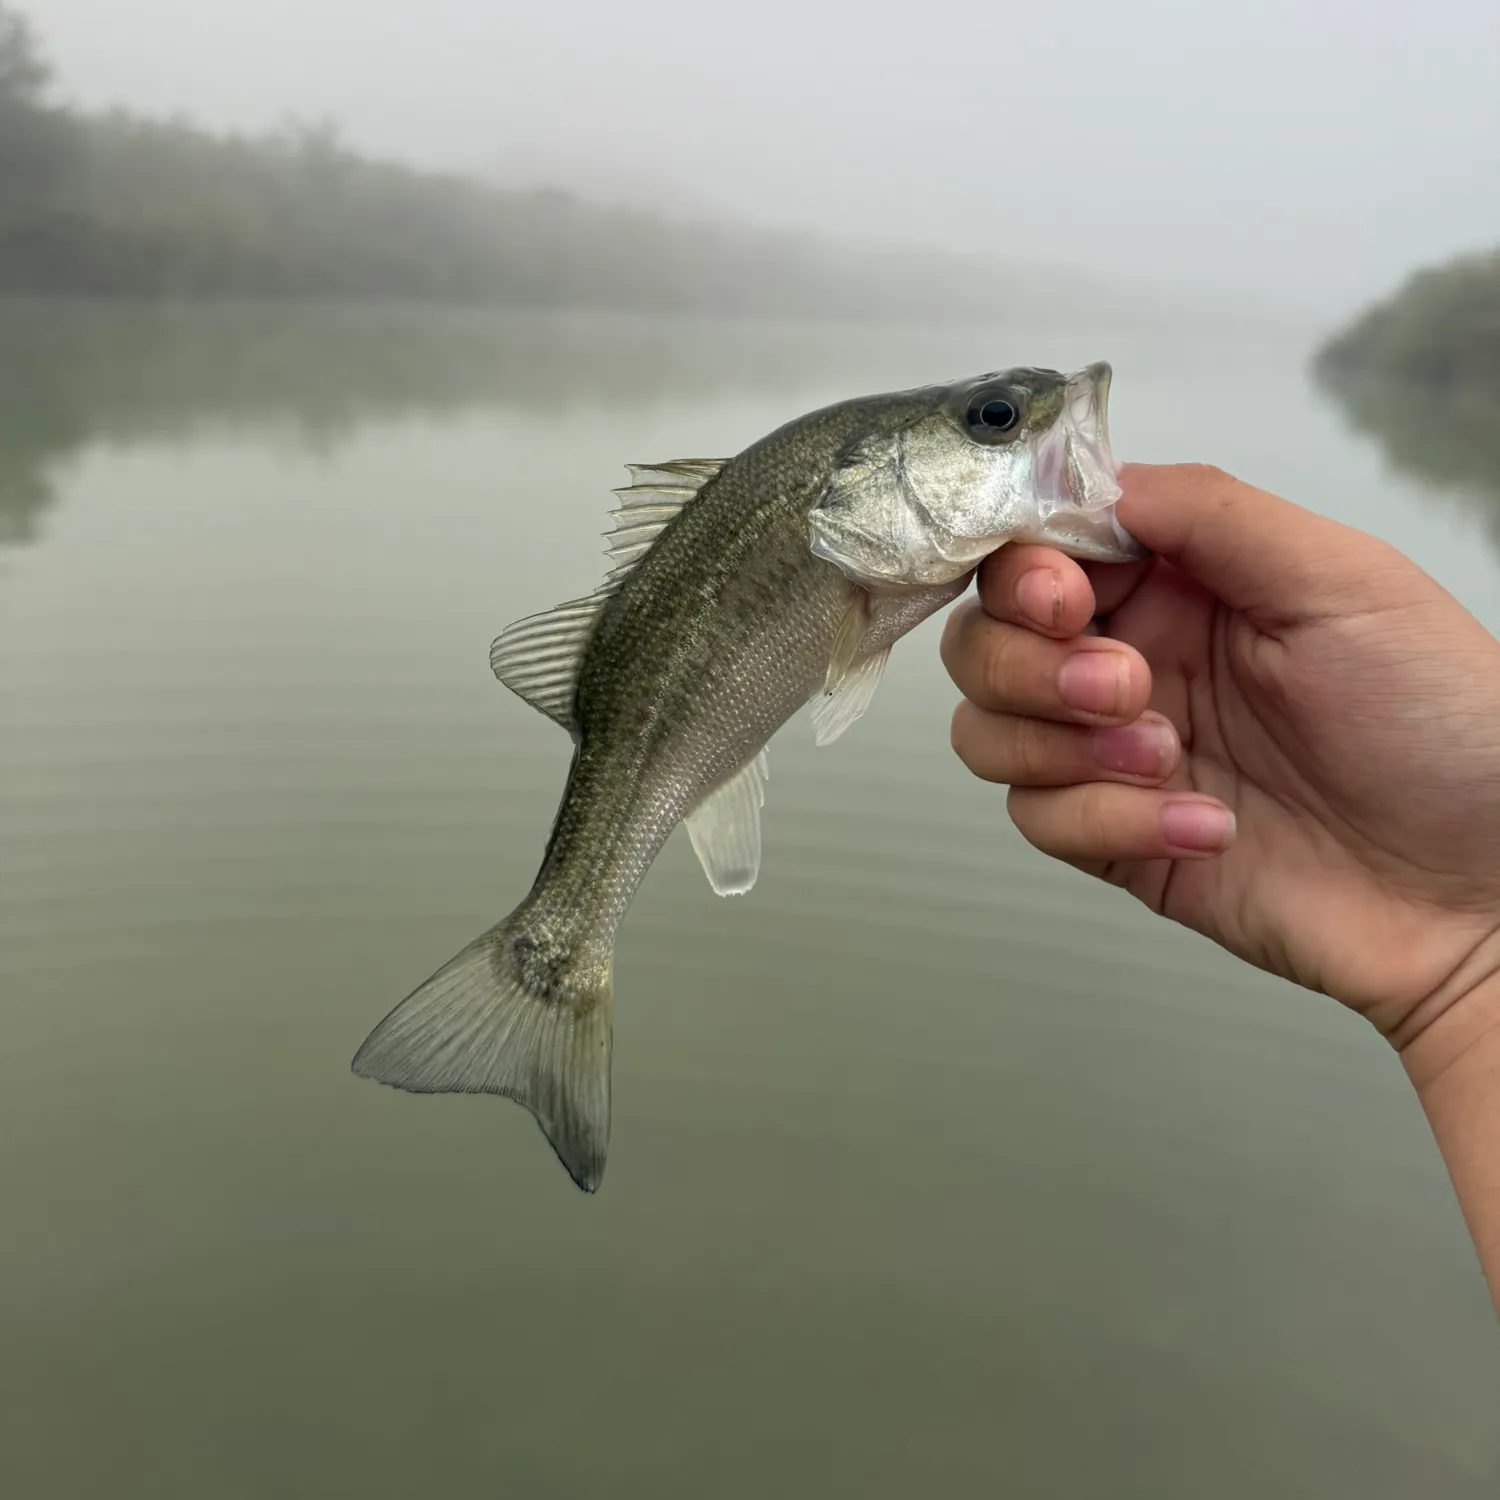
[489,594,608,729]
[685,749,769,896]
[490,459,728,730]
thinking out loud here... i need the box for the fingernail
[1093,720,1173,778]
[1015,568,1061,630]
[1160,800,1236,854]
[1058,650,1129,716]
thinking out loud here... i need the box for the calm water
[2,303,1497,1497]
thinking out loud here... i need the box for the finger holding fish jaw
[973,541,1097,638]
[975,539,1150,637]
[943,539,1237,864]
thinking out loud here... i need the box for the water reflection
[4,300,1499,1496]
[1316,366,1500,551]
[0,299,971,547]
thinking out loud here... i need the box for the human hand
[940,463,1500,1058]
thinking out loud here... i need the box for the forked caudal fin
[351,917,613,1192]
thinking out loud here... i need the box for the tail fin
[351,917,613,1193]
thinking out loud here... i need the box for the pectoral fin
[810,590,888,746]
[824,590,869,693]
[812,645,890,746]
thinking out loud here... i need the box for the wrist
[1398,962,1500,1312]
[1393,927,1500,1091]
[1401,972,1500,1093]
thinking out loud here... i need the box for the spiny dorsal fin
[606,458,727,577]
[491,459,729,729]
[685,749,769,896]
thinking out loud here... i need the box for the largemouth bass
[352,362,1142,1191]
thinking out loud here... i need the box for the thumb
[1113,463,1396,625]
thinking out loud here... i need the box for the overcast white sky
[25,0,1500,316]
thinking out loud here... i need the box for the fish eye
[965,393,1022,437]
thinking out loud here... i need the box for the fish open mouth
[1034,361,1121,518]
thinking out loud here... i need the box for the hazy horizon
[24,0,1500,322]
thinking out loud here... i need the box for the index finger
[1115,462,1401,626]
[976,544,1097,638]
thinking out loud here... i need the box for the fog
[29,0,1500,319]
[7,6,1500,1497]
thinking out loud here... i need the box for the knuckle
[980,629,1020,705]
[980,644,1007,706]
[951,702,1024,785]
[1176,461,1235,494]
[1361,537,1426,598]
[1074,783,1116,851]
[1175,463,1246,528]
[1009,715,1051,781]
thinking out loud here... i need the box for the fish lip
[1035,361,1121,518]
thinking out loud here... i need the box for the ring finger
[951,704,1181,787]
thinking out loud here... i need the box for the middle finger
[940,601,1153,724]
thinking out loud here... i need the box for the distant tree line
[1316,248,1500,393]
[0,2,987,314]
[1314,248,1500,533]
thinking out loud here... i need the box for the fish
[351,361,1143,1192]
